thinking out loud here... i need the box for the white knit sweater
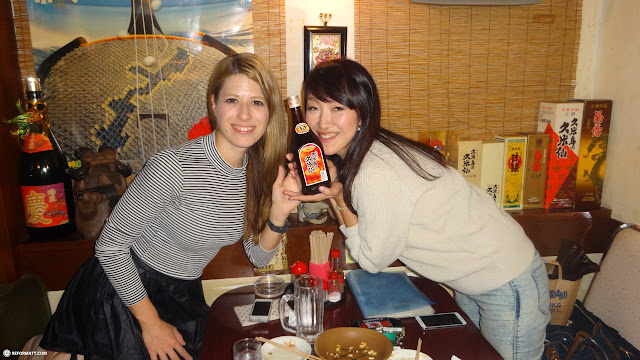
[341,140,535,295]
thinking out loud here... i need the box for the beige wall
[575,0,640,224]
[285,0,356,98]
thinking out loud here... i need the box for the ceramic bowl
[261,336,312,360]
[314,327,393,360]
[388,349,433,360]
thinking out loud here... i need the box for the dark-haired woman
[286,58,550,360]
[40,53,300,360]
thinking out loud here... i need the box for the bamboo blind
[10,0,35,85]
[252,0,288,98]
[355,0,582,140]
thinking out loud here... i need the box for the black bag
[543,300,640,360]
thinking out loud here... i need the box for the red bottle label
[21,133,53,153]
[298,143,329,186]
[21,183,70,228]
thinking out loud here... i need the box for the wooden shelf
[16,208,620,291]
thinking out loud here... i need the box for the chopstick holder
[308,230,333,283]
[308,260,330,283]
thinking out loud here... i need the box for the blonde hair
[207,53,288,242]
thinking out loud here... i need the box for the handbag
[548,260,582,326]
[543,300,640,360]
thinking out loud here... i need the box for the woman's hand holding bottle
[283,154,343,203]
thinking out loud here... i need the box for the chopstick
[255,337,324,360]
[309,230,333,264]
[415,338,422,360]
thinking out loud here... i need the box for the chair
[0,274,51,351]
[583,224,640,348]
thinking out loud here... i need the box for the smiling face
[304,95,360,158]
[211,74,269,166]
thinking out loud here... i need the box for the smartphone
[249,299,273,323]
[415,312,467,330]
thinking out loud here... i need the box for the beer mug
[279,274,324,342]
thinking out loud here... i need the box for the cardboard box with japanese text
[494,134,528,210]
[480,139,505,208]
[519,132,550,209]
[571,99,612,210]
[537,102,584,209]
[448,136,483,188]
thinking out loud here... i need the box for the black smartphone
[415,312,467,330]
[249,299,273,323]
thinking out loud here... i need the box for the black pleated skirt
[40,250,210,360]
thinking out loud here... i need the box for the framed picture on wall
[303,26,347,78]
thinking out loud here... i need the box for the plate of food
[314,327,394,360]
[261,336,312,360]
[388,349,433,360]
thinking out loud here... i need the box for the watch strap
[267,218,290,234]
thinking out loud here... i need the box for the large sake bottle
[19,77,75,241]
[287,95,331,195]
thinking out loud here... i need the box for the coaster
[234,298,292,327]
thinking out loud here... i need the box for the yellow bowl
[314,327,394,360]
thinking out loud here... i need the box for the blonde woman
[40,53,299,360]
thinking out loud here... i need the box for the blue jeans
[455,251,550,360]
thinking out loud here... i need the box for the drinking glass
[232,338,262,360]
[279,274,324,343]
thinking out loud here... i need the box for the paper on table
[451,355,462,360]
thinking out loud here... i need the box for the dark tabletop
[200,276,502,360]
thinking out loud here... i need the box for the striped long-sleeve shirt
[95,132,279,306]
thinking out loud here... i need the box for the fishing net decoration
[43,36,227,173]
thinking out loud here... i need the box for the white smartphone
[415,312,467,330]
[249,299,273,323]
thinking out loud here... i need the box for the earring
[357,126,361,131]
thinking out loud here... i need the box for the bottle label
[21,133,53,154]
[21,183,70,228]
[295,123,310,135]
[298,143,329,186]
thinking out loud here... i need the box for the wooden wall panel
[0,0,27,284]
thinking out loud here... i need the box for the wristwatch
[267,218,290,234]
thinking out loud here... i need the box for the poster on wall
[26,0,253,172]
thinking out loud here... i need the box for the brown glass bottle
[287,95,331,195]
[19,77,76,241]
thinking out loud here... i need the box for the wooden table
[199,276,502,360]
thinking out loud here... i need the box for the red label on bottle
[21,183,70,228]
[298,143,329,186]
[21,133,53,153]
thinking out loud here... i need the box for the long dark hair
[303,58,446,213]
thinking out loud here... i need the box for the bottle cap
[330,249,340,258]
[289,261,308,275]
[287,95,301,108]
[25,77,41,92]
